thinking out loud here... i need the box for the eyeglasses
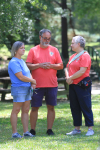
[41,36,51,41]
[71,43,76,45]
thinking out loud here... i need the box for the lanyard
[69,50,87,65]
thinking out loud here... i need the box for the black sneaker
[46,129,54,135]
[30,129,36,135]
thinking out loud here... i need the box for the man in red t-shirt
[26,29,63,135]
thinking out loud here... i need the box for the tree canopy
[0,0,48,50]
[74,0,100,18]
[0,0,27,49]
[0,0,100,58]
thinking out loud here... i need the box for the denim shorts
[11,86,31,102]
[31,87,58,107]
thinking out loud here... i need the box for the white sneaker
[12,132,23,138]
[23,131,35,137]
[66,129,81,135]
[86,129,94,136]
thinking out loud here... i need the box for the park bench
[57,78,69,99]
[0,68,11,101]
[0,77,11,101]
[57,64,69,99]
[0,68,69,101]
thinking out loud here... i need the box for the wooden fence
[85,46,100,79]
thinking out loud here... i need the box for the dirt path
[92,82,100,94]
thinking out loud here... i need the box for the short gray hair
[73,36,86,48]
[39,29,51,36]
[11,41,24,57]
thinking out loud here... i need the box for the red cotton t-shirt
[26,45,62,88]
[66,52,91,84]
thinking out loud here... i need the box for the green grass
[0,45,11,58]
[22,44,34,61]
[0,44,100,149]
[0,44,34,61]
[0,95,100,150]
[86,42,100,47]
[0,42,100,63]
[0,45,34,68]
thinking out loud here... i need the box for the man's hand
[40,62,51,69]
[39,62,63,70]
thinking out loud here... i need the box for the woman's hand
[66,77,73,85]
[32,79,36,85]
[31,84,36,89]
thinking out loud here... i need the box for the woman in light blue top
[8,41,36,138]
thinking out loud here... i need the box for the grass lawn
[0,43,100,69]
[0,44,100,149]
[0,44,34,61]
[0,95,100,150]
[0,44,34,68]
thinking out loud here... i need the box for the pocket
[83,86,91,97]
[11,87,18,96]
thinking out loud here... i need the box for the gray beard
[40,38,50,47]
[43,43,49,47]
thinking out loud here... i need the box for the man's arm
[26,62,40,71]
[49,63,63,70]
[26,62,63,70]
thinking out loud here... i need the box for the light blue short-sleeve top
[8,57,31,87]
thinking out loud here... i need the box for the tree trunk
[34,18,41,46]
[61,0,69,59]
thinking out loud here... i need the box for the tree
[70,0,100,38]
[54,0,74,60]
[24,0,56,45]
[0,0,28,50]
[0,0,47,50]
[61,0,69,59]
[74,0,100,18]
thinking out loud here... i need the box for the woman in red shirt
[65,36,94,136]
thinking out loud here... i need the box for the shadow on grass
[0,114,100,145]
[0,99,98,111]
[0,102,13,111]
[0,99,100,148]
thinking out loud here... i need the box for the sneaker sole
[24,135,35,137]
[66,133,81,135]
[86,133,94,136]
[12,136,23,138]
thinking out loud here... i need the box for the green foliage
[74,0,100,18]
[70,0,100,36]
[0,0,51,50]
[0,96,100,149]
[0,0,28,50]
[74,16,100,35]
[24,0,57,45]
[1,0,100,56]
[31,0,48,10]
